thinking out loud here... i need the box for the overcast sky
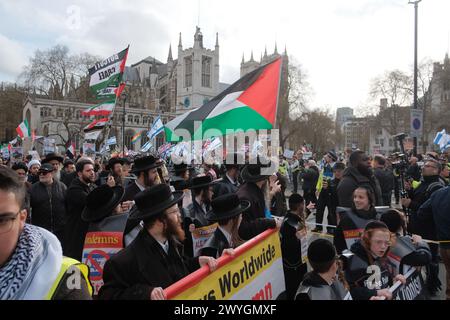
[1,0,450,115]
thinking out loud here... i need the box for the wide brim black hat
[131,155,162,173]
[128,184,184,221]
[81,185,125,222]
[42,153,64,164]
[206,198,250,222]
[188,175,222,190]
[241,161,273,183]
[171,163,193,175]
[170,176,191,190]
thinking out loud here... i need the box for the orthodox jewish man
[98,184,219,300]
[199,193,250,258]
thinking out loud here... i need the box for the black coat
[61,171,77,188]
[373,168,395,205]
[407,176,445,237]
[300,167,319,192]
[213,175,239,198]
[418,187,450,249]
[337,166,383,207]
[237,182,276,240]
[64,177,95,260]
[199,228,230,258]
[123,181,142,202]
[30,180,67,241]
[280,211,307,300]
[98,229,200,300]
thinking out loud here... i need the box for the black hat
[307,239,337,264]
[12,162,28,173]
[327,151,338,162]
[189,175,222,190]
[81,185,125,222]
[128,184,184,221]
[41,152,64,164]
[106,157,124,170]
[170,176,191,191]
[241,158,274,182]
[206,194,250,222]
[172,163,192,175]
[131,155,162,174]
[38,163,54,173]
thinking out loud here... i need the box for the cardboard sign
[389,269,424,300]
[191,223,219,257]
[283,149,294,159]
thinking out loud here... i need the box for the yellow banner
[166,229,285,300]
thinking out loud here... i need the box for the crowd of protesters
[0,146,449,300]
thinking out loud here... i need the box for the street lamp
[409,0,422,156]
[121,92,127,156]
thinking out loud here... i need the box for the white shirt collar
[156,239,169,254]
[218,226,232,246]
[135,180,146,191]
[226,173,236,185]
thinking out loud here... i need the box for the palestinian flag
[16,119,31,138]
[84,118,109,133]
[66,141,76,159]
[82,100,116,116]
[164,58,282,141]
[89,46,129,100]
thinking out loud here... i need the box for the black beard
[143,172,156,187]
[357,164,372,177]
[163,216,185,242]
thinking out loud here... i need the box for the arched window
[143,116,148,125]
[124,129,135,150]
[57,108,63,118]
[134,115,140,124]
[127,115,133,123]
[25,109,31,127]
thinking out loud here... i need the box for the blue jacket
[418,187,450,249]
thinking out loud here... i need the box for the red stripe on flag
[238,58,282,126]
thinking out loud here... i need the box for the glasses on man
[39,171,52,176]
[0,211,20,234]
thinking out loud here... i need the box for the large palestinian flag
[89,47,129,100]
[164,57,282,141]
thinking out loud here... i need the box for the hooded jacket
[337,166,383,208]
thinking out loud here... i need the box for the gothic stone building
[22,27,229,154]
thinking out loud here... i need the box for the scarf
[0,224,62,300]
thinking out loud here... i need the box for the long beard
[53,170,61,181]
[163,217,186,242]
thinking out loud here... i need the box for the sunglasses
[39,171,52,176]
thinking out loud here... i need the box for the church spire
[250,50,254,62]
[215,32,219,47]
[274,42,278,54]
[167,44,173,62]
[241,53,245,64]
[178,32,182,49]
[284,44,287,56]
[264,46,267,57]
